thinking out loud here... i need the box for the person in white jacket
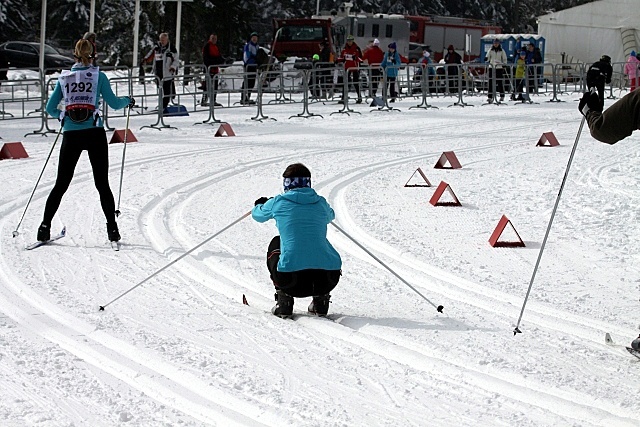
[485,39,507,103]
[142,33,180,110]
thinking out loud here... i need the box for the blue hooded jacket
[252,187,342,272]
[381,50,402,78]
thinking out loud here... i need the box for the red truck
[272,18,336,61]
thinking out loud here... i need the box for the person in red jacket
[362,38,384,97]
[337,35,363,103]
[201,33,223,107]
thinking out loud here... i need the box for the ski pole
[115,105,132,217]
[513,113,587,335]
[99,210,251,311]
[12,126,63,238]
[330,221,444,313]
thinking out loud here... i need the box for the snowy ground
[1,84,639,426]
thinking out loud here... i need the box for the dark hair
[283,163,311,178]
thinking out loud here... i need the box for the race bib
[59,67,100,110]
[345,54,353,61]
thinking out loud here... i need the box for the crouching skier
[252,163,342,318]
[38,39,134,243]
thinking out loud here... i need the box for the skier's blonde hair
[74,39,94,66]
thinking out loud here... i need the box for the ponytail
[74,39,95,66]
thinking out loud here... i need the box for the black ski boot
[106,222,121,242]
[37,223,50,242]
[632,335,640,351]
[271,290,294,318]
[308,294,331,316]
[200,94,209,106]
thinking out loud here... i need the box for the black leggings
[267,236,341,298]
[162,79,175,109]
[42,127,116,225]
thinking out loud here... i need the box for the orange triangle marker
[489,215,525,247]
[404,168,432,187]
[536,132,559,147]
[0,142,29,159]
[429,181,461,206]
[109,129,138,144]
[215,123,236,137]
[434,151,462,169]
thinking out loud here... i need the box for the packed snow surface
[1,83,639,426]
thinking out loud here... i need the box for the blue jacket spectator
[381,43,402,78]
[243,33,259,66]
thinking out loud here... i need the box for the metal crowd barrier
[1,60,634,132]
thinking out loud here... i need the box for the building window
[372,24,379,38]
[357,23,365,37]
[386,25,393,38]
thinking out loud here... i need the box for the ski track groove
[0,246,278,426]
[0,104,635,425]
[135,113,636,425]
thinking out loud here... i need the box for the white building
[538,0,640,64]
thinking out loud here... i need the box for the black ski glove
[578,92,601,116]
[254,196,269,206]
[127,96,136,108]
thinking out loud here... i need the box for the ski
[242,294,342,322]
[25,227,66,250]
[605,333,640,360]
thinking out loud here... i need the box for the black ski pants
[42,127,116,226]
[161,78,175,109]
[242,64,258,99]
[267,236,341,298]
[488,68,505,99]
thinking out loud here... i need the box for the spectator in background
[0,48,8,83]
[337,35,363,104]
[142,33,179,111]
[525,43,543,92]
[201,32,223,107]
[444,44,462,93]
[310,53,322,98]
[241,32,259,105]
[362,38,384,97]
[413,50,435,94]
[624,51,640,92]
[381,42,401,102]
[586,54,613,110]
[511,50,530,102]
[317,39,332,98]
[486,39,507,103]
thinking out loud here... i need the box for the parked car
[0,41,75,74]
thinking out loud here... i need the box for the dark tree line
[1,0,595,66]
